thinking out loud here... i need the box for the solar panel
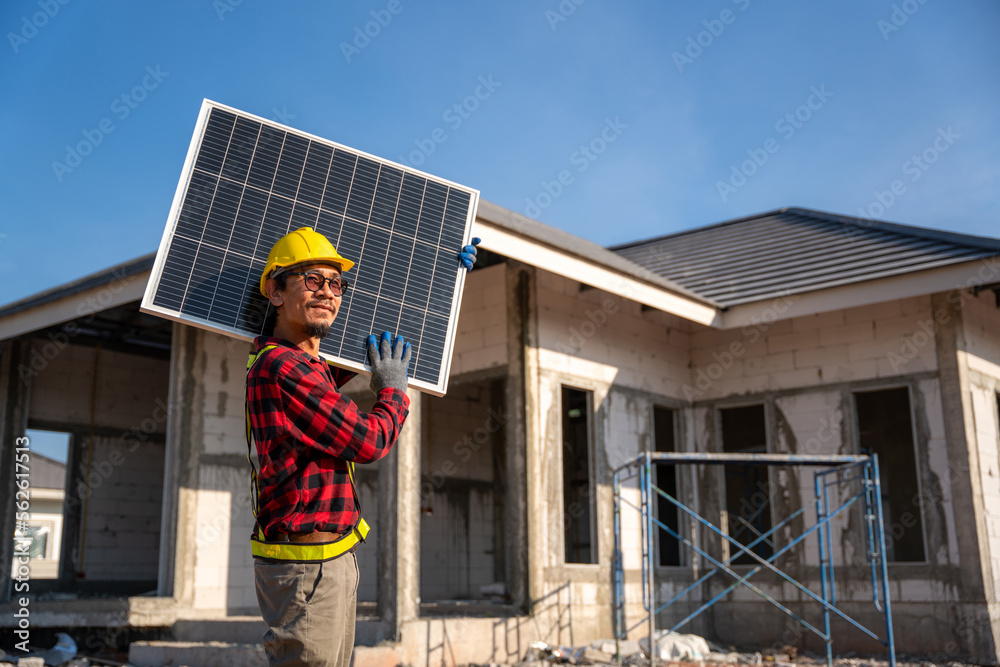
[140,100,479,396]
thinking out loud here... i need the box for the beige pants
[254,553,359,667]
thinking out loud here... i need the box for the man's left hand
[458,237,482,271]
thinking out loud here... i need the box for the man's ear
[265,279,284,308]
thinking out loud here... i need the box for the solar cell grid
[141,100,479,395]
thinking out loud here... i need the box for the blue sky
[1,0,997,308]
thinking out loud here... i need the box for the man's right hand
[366,331,411,393]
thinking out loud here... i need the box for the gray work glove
[367,331,411,393]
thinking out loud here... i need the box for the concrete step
[128,640,267,667]
[170,616,390,645]
[172,617,267,644]
[130,640,404,667]
[353,644,405,667]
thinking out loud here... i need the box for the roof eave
[0,253,156,320]
[0,256,155,342]
[713,256,1000,330]
[473,200,721,326]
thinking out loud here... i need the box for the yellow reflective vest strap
[250,517,370,562]
[245,345,278,519]
[245,344,368,562]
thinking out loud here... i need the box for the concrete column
[0,339,31,603]
[378,386,421,638]
[505,261,537,613]
[158,323,204,604]
[932,291,999,661]
[58,422,86,587]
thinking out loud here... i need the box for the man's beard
[304,322,331,339]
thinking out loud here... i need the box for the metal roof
[609,207,1000,307]
[0,253,155,320]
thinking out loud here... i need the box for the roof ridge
[610,207,1000,253]
[784,207,1000,252]
[610,206,1000,308]
[608,207,796,251]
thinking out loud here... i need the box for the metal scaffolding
[611,452,896,667]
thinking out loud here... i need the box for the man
[246,226,479,666]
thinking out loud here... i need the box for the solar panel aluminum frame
[140,99,479,397]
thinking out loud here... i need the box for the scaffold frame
[611,452,896,667]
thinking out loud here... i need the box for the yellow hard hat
[259,227,355,296]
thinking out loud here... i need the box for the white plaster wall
[605,391,654,572]
[962,290,1000,600]
[916,376,961,568]
[28,343,170,433]
[971,383,1000,596]
[772,390,849,566]
[450,263,507,376]
[191,474,236,612]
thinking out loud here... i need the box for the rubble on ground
[465,633,988,667]
[0,631,130,667]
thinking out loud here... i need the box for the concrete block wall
[28,343,170,433]
[25,343,169,583]
[525,274,983,650]
[160,263,999,658]
[687,295,937,402]
[190,332,258,614]
[530,269,699,644]
[963,289,1000,372]
[78,434,164,582]
[199,333,254,458]
[658,293,981,653]
[424,381,500,484]
[451,263,507,376]
[188,332,388,610]
[419,485,496,600]
[535,271,692,397]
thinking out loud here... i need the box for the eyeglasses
[286,271,351,296]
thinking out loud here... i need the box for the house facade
[0,204,998,664]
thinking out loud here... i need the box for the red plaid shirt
[246,336,410,537]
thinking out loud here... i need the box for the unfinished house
[1,204,999,664]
